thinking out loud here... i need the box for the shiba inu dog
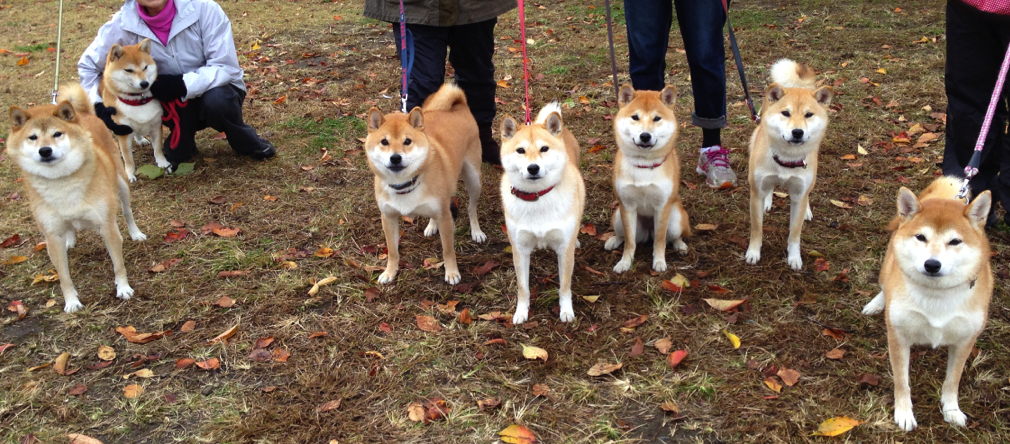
[500,103,585,324]
[604,84,690,273]
[364,83,486,286]
[8,83,147,313]
[862,177,993,431]
[745,59,832,270]
[100,38,166,180]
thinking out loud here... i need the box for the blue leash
[398,0,414,113]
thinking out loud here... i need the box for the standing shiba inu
[745,59,832,270]
[364,84,486,286]
[500,104,586,324]
[604,85,690,273]
[862,177,993,431]
[100,38,167,181]
[8,83,147,313]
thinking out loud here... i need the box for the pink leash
[957,42,1010,202]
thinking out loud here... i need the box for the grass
[0,0,1008,443]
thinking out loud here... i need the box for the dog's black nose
[791,129,804,139]
[389,154,402,165]
[38,147,52,158]
[639,132,652,143]
[924,259,942,274]
[527,164,540,175]
[139,80,150,89]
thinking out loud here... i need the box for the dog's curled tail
[422,83,468,113]
[770,59,816,89]
[919,175,968,202]
[535,102,562,125]
[55,83,94,116]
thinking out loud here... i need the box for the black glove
[93,102,133,135]
[150,74,188,103]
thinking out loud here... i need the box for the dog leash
[603,0,619,102]
[162,99,188,149]
[518,0,532,124]
[956,41,1010,203]
[720,0,758,123]
[50,0,64,104]
[398,0,414,113]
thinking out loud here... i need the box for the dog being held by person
[861,176,993,431]
[7,83,148,313]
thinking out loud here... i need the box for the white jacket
[78,0,245,104]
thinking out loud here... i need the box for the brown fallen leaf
[472,260,499,276]
[813,258,831,272]
[216,270,250,278]
[822,327,846,340]
[66,434,103,444]
[180,320,196,332]
[7,300,27,320]
[248,349,272,362]
[812,416,865,437]
[212,226,241,237]
[522,344,549,362]
[859,373,881,386]
[116,326,171,344]
[707,285,732,294]
[273,349,291,362]
[825,348,846,360]
[254,336,274,349]
[195,358,221,370]
[660,401,679,415]
[532,383,550,397]
[830,199,853,209]
[416,315,443,333]
[477,398,501,411]
[123,384,144,399]
[207,324,239,345]
[175,358,196,369]
[379,322,392,333]
[407,402,426,422]
[54,352,79,376]
[654,337,673,354]
[68,383,88,396]
[777,367,801,386]
[308,331,329,339]
[308,276,337,296]
[317,399,342,413]
[0,343,14,356]
[621,315,648,328]
[695,223,718,231]
[0,233,20,248]
[667,350,688,368]
[314,247,335,258]
[580,223,597,236]
[214,296,236,308]
[26,362,52,372]
[629,337,644,357]
[587,362,623,377]
[703,298,746,311]
[459,307,474,324]
[764,377,782,393]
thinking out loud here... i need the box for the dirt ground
[1,0,1008,443]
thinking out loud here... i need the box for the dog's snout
[924,259,942,274]
[791,129,804,139]
[38,147,53,158]
[389,153,402,165]
[139,80,150,89]
[639,132,652,143]
[527,164,540,175]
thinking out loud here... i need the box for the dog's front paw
[672,239,688,254]
[134,135,151,146]
[377,269,397,284]
[423,220,438,237]
[513,306,529,325]
[64,294,84,313]
[943,407,967,427]
[130,229,148,242]
[862,291,885,315]
[65,234,76,250]
[444,269,461,285]
[128,174,138,183]
[156,158,172,169]
[894,408,918,432]
[603,235,623,251]
[652,257,668,273]
[116,283,134,300]
[787,254,803,271]
[559,307,575,323]
[471,228,487,243]
[763,194,773,213]
[613,258,632,274]
[745,247,761,265]
[805,205,813,221]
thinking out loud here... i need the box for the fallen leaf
[621,315,648,328]
[876,68,887,74]
[207,324,239,345]
[722,329,741,349]
[660,401,679,415]
[98,345,116,361]
[825,348,846,360]
[379,322,392,333]
[217,270,250,278]
[163,229,189,243]
[85,361,113,370]
[214,296,236,308]
[522,344,549,362]
[272,349,291,362]
[822,328,846,340]
[212,226,241,237]
[180,321,196,332]
[248,349,272,362]
[2,255,27,265]
[68,384,88,396]
[308,276,337,296]
[195,358,221,370]
[407,402,426,422]
[274,95,287,104]
[667,350,688,368]
[0,343,14,356]
[532,384,550,396]
[654,337,673,354]
[254,336,274,349]
[477,398,501,411]
[859,373,881,386]
[54,352,79,376]
[132,369,154,379]
[777,367,801,386]
[123,384,143,398]
[499,424,536,444]
[580,223,597,236]
[263,195,279,202]
[175,358,195,369]
[0,233,20,247]
[33,242,46,251]
[16,56,28,66]
[317,399,342,413]
[483,338,508,346]
[840,154,856,160]
[308,331,329,339]
[459,308,473,324]
[703,298,746,311]
[813,258,831,272]
[707,285,732,294]
[116,326,171,344]
[472,260,499,275]
[416,315,443,333]
[209,195,227,205]
[857,195,874,206]
[695,223,718,231]
[581,295,600,303]
[66,434,103,444]
[26,362,51,372]
[764,377,782,393]
[660,280,684,292]
[420,397,451,423]
[314,247,335,258]
[587,362,623,377]
[169,219,186,228]
[830,199,853,209]
[7,300,27,319]
[629,337,644,357]
[857,144,868,155]
[478,311,502,321]
[812,416,864,437]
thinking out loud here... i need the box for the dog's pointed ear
[366,108,384,133]
[659,85,677,107]
[813,86,833,106]
[501,116,518,141]
[54,100,76,122]
[766,84,784,103]
[139,38,152,54]
[966,190,992,230]
[618,84,635,107]
[544,112,563,137]
[896,187,920,220]
[108,44,124,62]
[10,106,29,131]
[407,107,424,129]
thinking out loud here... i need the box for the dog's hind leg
[151,122,171,170]
[604,209,624,251]
[666,200,689,255]
[763,191,773,213]
[861,290,885,315]
[460,159,486,243]
[65,230,76,249]
[940,338,976,427]
[805,202,813,221]
[118,178,147,241]
[98,211,133,301]
[46,231,82,313]
[117,134,137,182]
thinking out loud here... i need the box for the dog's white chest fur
[30,179,107,232]
[503,185,578,251]
[615,168,673,216]
[115,99,162,133]
[888,286,985,349]
[378,185,440,219]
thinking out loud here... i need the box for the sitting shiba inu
[364,84,486,286]
[500,104,585,324]
[862,177,993,431]
[8,83,147,313]
[604,84,691,273]
[745,59,833,270]
[100,38,167,181]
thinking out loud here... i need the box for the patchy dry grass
[0,0,1008,443]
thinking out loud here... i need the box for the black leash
[604,0,619,102]
[721,0,758,123]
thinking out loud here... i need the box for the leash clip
[50,89,59,105]
[401,94,408,114]
[955,177,972,204]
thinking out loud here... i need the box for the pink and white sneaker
[696,145,738,189]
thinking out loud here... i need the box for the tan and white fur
[745,59,832,270]
[100,38,166,181]
[364,83,486,286]
[862,177,993,431]
[8,84,147,313]
[500,104,586,324]
[604,84,691,273]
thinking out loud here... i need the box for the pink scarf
[138,0,177,46]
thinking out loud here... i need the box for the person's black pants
[942,0,1010,226]
[392,18,497,126]
[163,84,269,164]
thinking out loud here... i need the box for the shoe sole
[696,166,737,189]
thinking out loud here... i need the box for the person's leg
[200,85,275,159]
[447,18,500,164]
[394,23,449,112]
[162,97,203,166]
[675,0,735,189]
[623,0,672,91]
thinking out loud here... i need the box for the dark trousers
[623,0,727,129]
[392,18,497,126]
[163,84,269,164]
[941,0,1010,225]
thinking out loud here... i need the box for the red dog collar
[773,155,807,169]
[633,152,671,169]
[119,94,154,106]
[511,185,554,201]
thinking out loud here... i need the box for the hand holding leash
[94,102,133,135]
[150,74,188,103]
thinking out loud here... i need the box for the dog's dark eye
[28,135,37,141]
[781,110,791,117]
[915,234,927,242]
[516,148,525,154]
[949,238,962,246]
[631,115,639,121]
[125,69,133,73]
[143,65,148,71]
[653,116,661,122]
[540,146,549,152]
[380,138,389,146]
[805,112,814,118]
[404,138,411,146]
[53,132,62,137]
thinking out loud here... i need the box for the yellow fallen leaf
[876,68,887,74]
[123,384,143,399]
[66,434,103,444]
[669,273,690,288]
[857,144,868,155]
[694,223,718,231]
[308,276,338,296]
[586,362,622,377]
[252,43,260,50]
[764,377,782,393]
[16,56,28,66]
[97,345,116,361]
[722,329,741,349]
[830,200,853,209]
[703,299,746,311]
[581,295,600,303]
[522,344,548,362]
[207,324,239,345]
[812,416,864,436]
[132,368,154,378]
[2,255,28,265]
[773,191,789,198]
[499,424,536,444]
